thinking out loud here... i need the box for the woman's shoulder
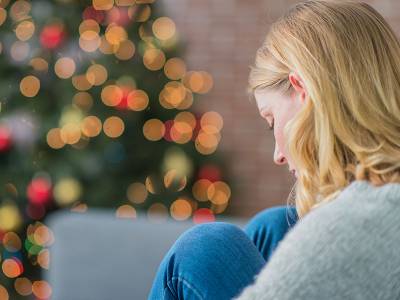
[288,179,400,250]
[234,180,400,300]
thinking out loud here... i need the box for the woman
[148,0,400,299]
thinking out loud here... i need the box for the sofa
[43,208,249,300]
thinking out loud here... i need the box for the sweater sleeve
[232,198,378,300]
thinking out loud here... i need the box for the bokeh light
[145,175,164,194]
[143,119,165,141]
[70,202,88,213]
[103,116,125,138]
[183,71,214,94]
[164,169,187,191]
[2,258,23,278]
[37,249,50,270]
[10,0,30,22]
[201,111,223,134]
[115,39,135,60]
[32,280,52,299]
[192,179,213,202]
[11,40,30,61]
[15,20,35,41]
[81,116,102,137]
[72,74,93,91]
[143,48,166,71]
[55,57,76,79]
[86,64,108,86]
[0,285,8,300]
[193,208,215,224]
[2,231,22,252]
[47,128,65,149]
[73,92,94,111]
[20,75,40,98]
[152,17,176,41]
[53,178,82,206]
[170,198,192,221]
[101,84,123,106]
[128,4,151,22]
[93,0,114,10]
[79,30,101,52]
[116,204,137,219]
[60,123,81,144]
[207,181,231,205]
[147,202,168,223]
[127,182,148,204]
[105,24,127,45]
[0,8,6,26]
[164,57,186,80]
[14,277,32,296]
[127,89,148,111]
[29,57,49,72]
[0,203,22,231]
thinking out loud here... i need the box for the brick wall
[161,0,400,218]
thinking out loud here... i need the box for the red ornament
[27,177,52,205]
[193,208,215,224]
[0,126,12,152]
[197,164,221,182]
[40,24,65,50]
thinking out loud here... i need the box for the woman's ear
[288,71,307,103]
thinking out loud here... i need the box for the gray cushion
[43,208,249,300]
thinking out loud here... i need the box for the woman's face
[254,74,307,178]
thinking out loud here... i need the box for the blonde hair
[248,0,400,219]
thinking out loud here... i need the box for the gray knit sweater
[234,180,400,300]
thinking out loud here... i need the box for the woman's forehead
[254,88,274,111]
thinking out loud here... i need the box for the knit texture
[234,180,400,300]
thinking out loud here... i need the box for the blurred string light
[53,177,82,206]
[14,277,32,296]
[70,202,88,213]
[0,201,22,232]
[31,280,52,299]
[0,285,8,299]
[147,202,168,223]
[54,57,76,79]
[2,257,23,278]
[15,20,35,41]
[29,57,48,72]
[170,198,193,221]
[126,182,148,204]
[115,204,137,219]
[19,75,40,97]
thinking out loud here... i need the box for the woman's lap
[147,205,298,300]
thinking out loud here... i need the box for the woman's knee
[172,222,245,255]
[155,222,265,299]
[243,205,298,260]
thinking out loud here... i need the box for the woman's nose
[273,144,287,165]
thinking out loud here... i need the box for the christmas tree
[0,0,233,298]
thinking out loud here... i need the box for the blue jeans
[148,205,298,300]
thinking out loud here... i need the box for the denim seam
[164,276,204,300]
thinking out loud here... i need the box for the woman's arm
[233,191,398,300]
